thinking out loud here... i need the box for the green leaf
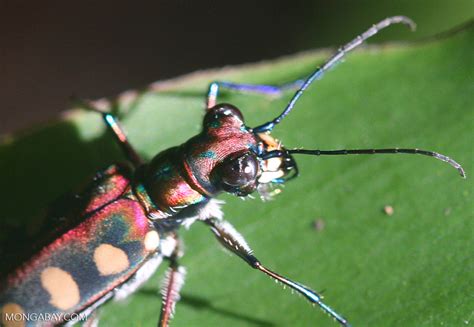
[1,24,472,327]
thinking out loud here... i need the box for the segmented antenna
[263,148,466,178]
[253,16,416,133]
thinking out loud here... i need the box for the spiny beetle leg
[206,79,305,109]
[72,97,143,167]
[204,218,351,327]
[206,17,415,112]
[158,261,186,327]
[158,236,186,327]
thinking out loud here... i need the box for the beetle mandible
[0,16,466,327]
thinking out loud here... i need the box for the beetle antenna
[263,148,466,178]
[253,16,416,133]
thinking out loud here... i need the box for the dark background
[1,0,472,135]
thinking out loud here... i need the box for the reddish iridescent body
[0,106,265,326]
[1,165,156,324]
[0,16,465,327]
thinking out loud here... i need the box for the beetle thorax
[143,105,258,213]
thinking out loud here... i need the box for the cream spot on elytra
[40,267,80,310]
[144,230,160,251]
[1,303,25,327]
[93,244,129,276]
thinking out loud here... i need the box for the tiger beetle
[0,16,466,327]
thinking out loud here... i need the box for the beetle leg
[158,260,186,327]
[206,79,304,109]
[114,252,164,301]
[158,236,186,327]
[82,311,99,327]
[204,218,351,327]
[73,97,143,167]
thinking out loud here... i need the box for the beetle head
[199,101,464,201]
[203,103,297,199]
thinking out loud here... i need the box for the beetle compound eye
[204,103,244,127]
[220,153,258,187]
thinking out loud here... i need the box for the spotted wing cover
[0,165,158,326]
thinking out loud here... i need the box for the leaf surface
[1,24,472,327]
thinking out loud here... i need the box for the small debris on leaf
[383,205,394,216]
[444,207,452,216]
[312,218,325,231]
